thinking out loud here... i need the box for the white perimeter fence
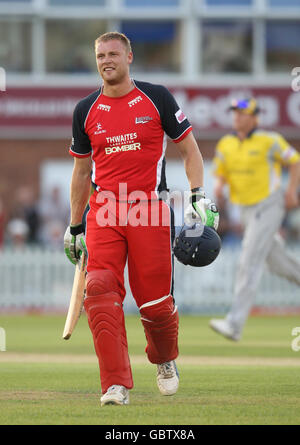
[0,246,299,314]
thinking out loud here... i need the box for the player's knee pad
[86,269,119,298]
[84,269,124,339]
[84,291,126,358]
[139,295,177,324]
[139,295,179,364]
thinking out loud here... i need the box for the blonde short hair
[94,32,132,53]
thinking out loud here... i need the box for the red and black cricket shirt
[69,80,192,199]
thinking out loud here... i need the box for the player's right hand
[64,224,87,265]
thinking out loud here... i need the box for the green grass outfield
[0,313,300,425]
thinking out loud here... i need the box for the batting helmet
[173,223,221,267]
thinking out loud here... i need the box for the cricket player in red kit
[64,32,219,406]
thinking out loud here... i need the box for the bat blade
[63,253,87,340]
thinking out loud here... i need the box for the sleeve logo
[175,109,187,124]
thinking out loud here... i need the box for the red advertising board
[0,86,299,138]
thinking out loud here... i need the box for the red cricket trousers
[84,191,178,393]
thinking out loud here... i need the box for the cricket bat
[62,252,87,340]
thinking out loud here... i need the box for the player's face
[95,39,133,85]
[232,110,256,133]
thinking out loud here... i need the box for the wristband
[190,187,205,203]
[70,223,85,235]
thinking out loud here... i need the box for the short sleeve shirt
[69,80,192,199]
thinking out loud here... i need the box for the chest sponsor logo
[128,96,142,107]
[135,116,153,124]
[97,103,111,112]
[175,109,187,124]
[105,143,141,155]
[94,122,106,135]
[105,133,141,155]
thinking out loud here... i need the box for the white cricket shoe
[157,360,179,396]
[209,318,241,341]
[100,385,129,406]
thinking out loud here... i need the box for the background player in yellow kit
[210,98,300,341]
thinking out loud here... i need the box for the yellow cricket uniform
[213,129,300,206]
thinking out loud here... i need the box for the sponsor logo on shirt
[105,143,141,155]
[105,133,141,155]
[106,133,137,145]
[94,122,106,135]
[97,104,111,112]
[128,96,142,107]
[175,109,187,124]
[135,116,153,124]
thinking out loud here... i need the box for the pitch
[0,314,300,425]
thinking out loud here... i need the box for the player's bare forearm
[176,132,204,189]
[287,161,300,192]
[214,176,226,200]
[285,161,300,209]
[70,157,92,225]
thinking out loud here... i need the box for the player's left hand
[184,188,219,230]
[64,224,87,265]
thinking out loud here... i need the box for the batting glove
[64,223,87,265]
[184,187,219,231]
